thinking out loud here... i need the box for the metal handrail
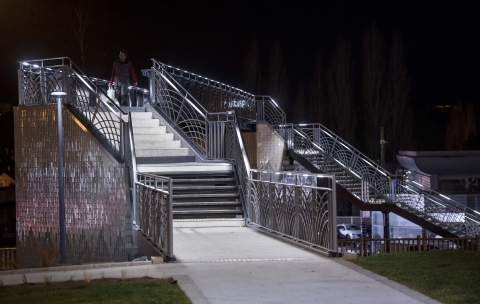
[135,173,174,259]
[248,169,337,253]
[152,59,256,120]
[17,57,154,159]
[127,112,138,222]
[255,95,286,126]
[19,57,126,116]
[149,62,252,216]
[282,122,480,237]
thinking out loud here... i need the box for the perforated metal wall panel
[14,105,131,268]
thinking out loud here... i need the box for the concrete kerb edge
[332,258,442,304]
[0,261,152,276]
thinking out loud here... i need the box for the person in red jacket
[109,50,138,106]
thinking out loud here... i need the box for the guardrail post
[359,235,364,258]
[167,178,174,259]
[295,185,301,239]
[18,69,25,105]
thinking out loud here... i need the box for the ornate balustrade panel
[255,95,286,126]
[135,173,173,258]
[291,123,480,237]
[154,61,256,120]
[151,63,208,152]
[249,170,337,252]
[19,57,128,157]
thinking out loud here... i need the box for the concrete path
[0,227,440,304]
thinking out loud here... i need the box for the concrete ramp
[173,226,322,263]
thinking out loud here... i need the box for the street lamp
[51,91,67,264]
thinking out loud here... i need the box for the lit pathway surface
[1,227,440,304]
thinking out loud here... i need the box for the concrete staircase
[129,112,195,164]
[130,109,245,228]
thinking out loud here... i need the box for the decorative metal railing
[152,61,256,120]
[338,235,480,257]
[249,170,337,252]
[149,60,337,252]
[149,62,250,217]
[255,95,286,127]
[135,173,174,259]
[19,57,127,156]
[281,123,480,237]
[0,248,17,270]
[208,112,252,219]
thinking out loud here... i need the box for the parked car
[337,224,362,239]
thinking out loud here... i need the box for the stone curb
[0,261,152,275]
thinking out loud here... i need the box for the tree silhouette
[308,52,326,124]
[266,41,288,109]
[361,23,387,161]
[59,0,111,75]
[294,81,306,123]
[384,32,413,161]
[445,102,476,150]
[327,38,356,144]
[243,39,263,94]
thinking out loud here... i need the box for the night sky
[1,1,479,134]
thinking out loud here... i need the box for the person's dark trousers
[115,82,130,106]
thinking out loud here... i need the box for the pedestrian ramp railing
[338,235,480,258]
[134,173,174,261]
[0,248,17,270]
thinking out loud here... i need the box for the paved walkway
[0,227,440,304]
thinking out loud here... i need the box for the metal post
[383,211,390,253]
[167,178,174,259]
[380,127,386,169]
[330,175,337,253]
[52,91,67,264]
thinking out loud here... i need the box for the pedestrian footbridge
[14,57,480,267]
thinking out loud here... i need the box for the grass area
[0,280,191,304]
[353,250,480,304]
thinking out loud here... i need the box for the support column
[383,211,390,253]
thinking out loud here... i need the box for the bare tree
[445,102,476,150]
[327,38,356,144]
[266,41,288,109]
[308,52,326,124]
[293,82,306,123]
[384,32,413,161]
[59,0,111,75]
[244,39,263,94]
[361,23,387,160]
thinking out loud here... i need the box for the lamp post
[52,91,67,264]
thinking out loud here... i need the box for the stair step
[132,119,161,127]
[135,140,182,149]
[173,186,237,191]
[134,133,174,141]
[174,201,241,207]
[173,193,239,199]
[136,156,196,165]
[174,210,242,214]
[174,178,236,183]
[136,148,189,157]
[133,126,167,135]
[130,112,152,119]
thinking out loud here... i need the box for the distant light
[23,62,30,65]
